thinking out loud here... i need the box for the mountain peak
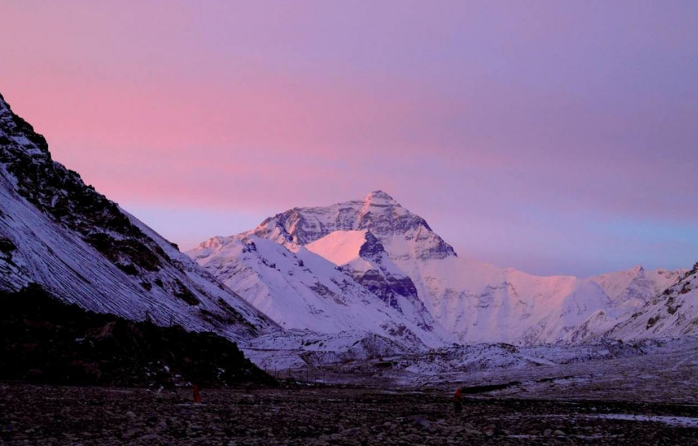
[363,190,397,205]
[250,189,457,260]
[0,92,49,156]
[629,265,645,275]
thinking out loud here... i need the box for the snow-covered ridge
[188,232,445,348]
[607,264,698,340]
[590,265,684,310]
[0,92,276,340]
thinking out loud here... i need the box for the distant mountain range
[189,190,690,346]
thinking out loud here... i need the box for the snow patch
[306,230,368,266]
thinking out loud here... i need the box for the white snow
[587,414,698,428]
[306,230,368,266]
[188,234,445,348]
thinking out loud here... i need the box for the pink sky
[2,1,697,276]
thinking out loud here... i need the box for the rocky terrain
[5,325,695,445]
[1,384,697,445]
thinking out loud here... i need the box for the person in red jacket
[193,384,202,403]
[453,387,463,414]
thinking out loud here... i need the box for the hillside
[0,92,276,340]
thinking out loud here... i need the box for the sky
[1,1,697,276]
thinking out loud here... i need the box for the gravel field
[2,384,697,445]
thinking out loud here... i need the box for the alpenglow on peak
[243,189,458,260]
[363,190,397,205]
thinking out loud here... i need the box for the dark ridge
[460,381,521,394]
[0,284,275,388]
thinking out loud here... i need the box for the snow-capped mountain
[0,92,275,340]
[252,190,456,262]
[560,265,689,343]
[189,191,457,348]
[191,191,685,346]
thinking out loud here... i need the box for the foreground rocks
[1,384,697,445]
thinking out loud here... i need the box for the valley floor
[1,384,697,445]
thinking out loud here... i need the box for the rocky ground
[1,383,697,445]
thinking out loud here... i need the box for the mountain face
[0,92,275,340]
[606,263,698,340]
[305,229,431,326]
[189,192,456,348]
[590,266,685,311]
[188,233,445,349]
[253,190,457,262]
[191,191,686,346]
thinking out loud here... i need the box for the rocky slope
[0,92,276,340]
